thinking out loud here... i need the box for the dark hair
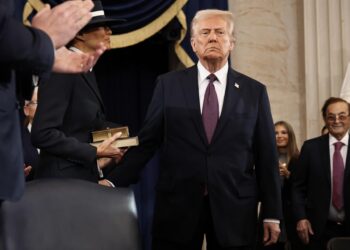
[274,120,299,163]
[321,97,350,120]
[321,125,328,135]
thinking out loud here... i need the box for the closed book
[91,136,139,148]
[91,126,129,142]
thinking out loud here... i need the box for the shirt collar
[329,132,349,146]
[27,123,32,133]
[197,61,229,84]
[69,46,83,54]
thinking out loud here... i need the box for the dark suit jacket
[107,66,282,247]
[292,134,350,237]
[0,1,54,201]
[31,71,114,182]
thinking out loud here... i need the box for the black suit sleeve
[0,7,54,77]
[254,86,283,220]
[106,77,164,186]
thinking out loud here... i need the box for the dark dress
[256,156,303,250]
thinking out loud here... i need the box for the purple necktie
[202,74,219,143]
[333,141,344,211]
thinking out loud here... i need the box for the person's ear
[229,38,235,51]
[190,37,197,52]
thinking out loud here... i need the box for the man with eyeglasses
[292,97,350,250]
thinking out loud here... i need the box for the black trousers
[153,196,252,250]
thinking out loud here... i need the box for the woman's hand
[279,162,290,178]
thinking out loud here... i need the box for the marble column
[229,0,350,143]
[304,0,350,138]
[229,0,305,145]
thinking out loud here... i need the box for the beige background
[228,0,350,147]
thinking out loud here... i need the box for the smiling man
[100,9,282,250]
[292,97,350,250]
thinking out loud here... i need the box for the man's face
[81,26,112,50]
[325,102,350,140]
[191,16,234,64]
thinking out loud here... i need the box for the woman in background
[275,120,299,182]
[257,120,301,250]
[274,120,302,250]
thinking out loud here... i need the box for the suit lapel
[344,136,350,184]
[320,135,331,186]
[210,68,240,144]
[180,66,208,145]
[82,71,105,111]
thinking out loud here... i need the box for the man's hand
[263,222,281,246]
[99,179,113,187]
[53,44,106,73]
[32,1,94,49]
[24,165,32,177]
[296,219,314,244]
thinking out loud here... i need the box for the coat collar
[180,66,207,145]
[344,135,350,184]
[180,66,241,145]
[81,71,105,112]
[69,46,105,110]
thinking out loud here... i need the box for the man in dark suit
[292,97,350,250]
[31,1,125,182]
[100,9,282,250]
[0,0,101,203]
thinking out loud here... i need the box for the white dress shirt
[197,61,228,116]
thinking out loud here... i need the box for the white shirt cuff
[105,180,115,188]
[263,219,280,224]
[96,160,104,178]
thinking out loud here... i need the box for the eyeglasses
[25,101,38,106]
[325,113,349,122]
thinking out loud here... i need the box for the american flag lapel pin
[234,82,239,88]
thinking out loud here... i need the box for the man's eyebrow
[327,112,348,115]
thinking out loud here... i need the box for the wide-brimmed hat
[84,1,125,29]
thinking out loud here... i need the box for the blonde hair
[190,9,235,41]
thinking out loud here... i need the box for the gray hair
[190,9,235,41]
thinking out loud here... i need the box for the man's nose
[208,31,217,41]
